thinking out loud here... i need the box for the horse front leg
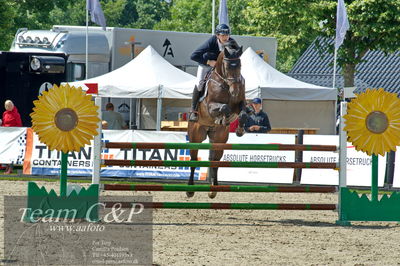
[208,102,231,126]
[208,149,224,199]
[187,149,198,198]
[236,101,248,137]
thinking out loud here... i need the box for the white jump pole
[338,101,347,220]
[92,95,102,184]
[338,101,347,188]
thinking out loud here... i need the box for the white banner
[393,150,400,188]
[10,128,397,185]
[24,129,202,180]
[216,134,296,183]
[0,127,26,164]
[302,135,386,187]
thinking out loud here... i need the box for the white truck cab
[11,28,110,80]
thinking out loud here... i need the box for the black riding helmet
[215,24,230,35]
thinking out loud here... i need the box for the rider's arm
[190,36,219,65]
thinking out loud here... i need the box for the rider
[189,24,237,122]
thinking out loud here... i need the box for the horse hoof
[236,128,244,137]
[208,191,217,199]
[186,191,195,198]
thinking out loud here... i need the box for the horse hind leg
[187,124,207,198]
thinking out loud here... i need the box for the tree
[242,0,322,72]
[134,0,171,29]
[316,0,400,87]
[155,0,213,33]
[118,0,139,27]
[0,0,16,50]
[155,0,249,34]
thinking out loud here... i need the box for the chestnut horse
[187,44,247,198]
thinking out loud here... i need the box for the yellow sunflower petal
[31,83,99,152]
[345,88,400,156]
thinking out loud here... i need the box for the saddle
[198,68,214,102]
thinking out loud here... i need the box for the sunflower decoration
[344,88,400,156]
[31,84,100,153]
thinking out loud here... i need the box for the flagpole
[333,47,337,90]
[86,4,89,79]
[212,0,215,34]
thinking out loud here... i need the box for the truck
[3,26,277,127]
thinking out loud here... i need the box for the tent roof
[241,48,336,100]
[69,45,196,99]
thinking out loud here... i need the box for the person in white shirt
[102,103,127,130]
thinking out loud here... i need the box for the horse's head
[216,44,244,97]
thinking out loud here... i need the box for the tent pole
[136,99,141,129]
[156,85,163,131]
[129,98,133,129]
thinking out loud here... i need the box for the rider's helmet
[215,24,230,35]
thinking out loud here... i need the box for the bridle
[212,57,243,87]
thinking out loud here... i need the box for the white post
[129,98,133,129]
[156,85,163,131]
[86,9,89,79]
[337,101,347,223]
[212,0,216,34]
[332,48,337,89]
[136,98,141,129]
[92,96,102,184]
[338,101,347,188]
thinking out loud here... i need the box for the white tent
[241,48,337,134]
[69,45,196,98]
[69,45,197,129]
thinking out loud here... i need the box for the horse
[187,44,247,198]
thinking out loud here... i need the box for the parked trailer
[7,26,277,128]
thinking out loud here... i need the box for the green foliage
[134,0,171,29]
[242,0,322,72]
[0,0,16,50]
[1,0,399,80]
[155,0,213,33]
[102,0,128,27]
[119,0,139,27]
[315,0,400,86]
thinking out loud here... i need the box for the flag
[335,0,349,49]
[87,0,106,30]
[218,0,229,25]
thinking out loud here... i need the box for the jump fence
[99,142,341,211]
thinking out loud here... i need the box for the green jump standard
[339,187,400,222]
[26,182,99,222]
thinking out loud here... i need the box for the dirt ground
[1,180,400,265]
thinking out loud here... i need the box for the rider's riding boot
[189,86,201,122]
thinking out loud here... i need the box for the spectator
[2,100,22,127]
[2,100,22,174]
[229,118,239,133]
[102,103,127,130]
[102,120,108,129]
[244,98,271,133]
